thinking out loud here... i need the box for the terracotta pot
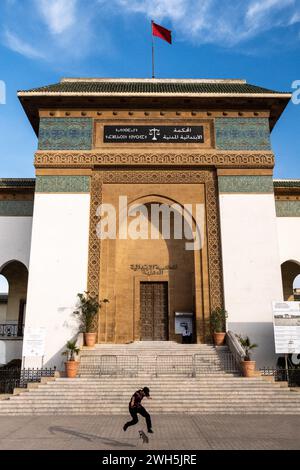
[84,332,97,347]
[65,360,79,378]
[213,332,226,346]
[241,360,256,377]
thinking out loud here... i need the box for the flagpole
[151,20,155,79]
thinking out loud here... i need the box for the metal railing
[156,355,195,376]
[80,352,241,377]
[260,367,300,387]
[80,355,139,377]
[195,351,241,374]
[0,367,56,394]
[0,324,24,338]
[226,330,245,373]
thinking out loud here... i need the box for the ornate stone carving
[38,118,93,150]
[218,175,274,193]
[275,200,300,217]
[0,200,33,216]
[35,151,274,168]
[87,169,224,338]
[35,175,90,193]
[215,118,271,151]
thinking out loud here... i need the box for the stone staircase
[0,342,300,415]
[78,342,233,377]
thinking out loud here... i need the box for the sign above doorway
[104,125,204,143]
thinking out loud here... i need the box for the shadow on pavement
[48,426,136,448]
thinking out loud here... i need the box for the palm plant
[73,292,109,333]
[237,335,258,361]
[210,307,228,332]
[62,340,80,362]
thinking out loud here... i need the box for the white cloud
[115,0,300,46]
[246,0,294,20]
[3,30,45,59]
[36,0,77,35]
[2,0,300,65]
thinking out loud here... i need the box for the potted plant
[237,335,258,377]
[210,307,228,346]
[62,340,80,378]
[74,292,109,347]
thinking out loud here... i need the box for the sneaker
[123,423,128,432]
[148,429,154,434]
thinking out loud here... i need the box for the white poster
[23,327,46,357]
[174,313,193,335]
[272,301,300,354]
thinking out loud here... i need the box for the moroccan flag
[152,21,172,44]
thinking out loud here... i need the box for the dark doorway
[140,282,168,340]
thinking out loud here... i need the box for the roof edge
[60,78,248,84]
[18,91,292,98]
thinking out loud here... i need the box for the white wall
[23,194,90,369]
[219,194,283,367]
[0,339,23,365]
[0,217,32,270]
[276,218,300,265]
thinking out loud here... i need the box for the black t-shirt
[129,390,144,408]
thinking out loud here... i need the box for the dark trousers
[125,405,152,431]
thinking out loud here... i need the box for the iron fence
[0,324,24,337]
[79,352,241,377]
[79,355,139,377]
[156,355,195,376]
[0,367,56,394]
[194,351,241,375]
[260,367,300,387]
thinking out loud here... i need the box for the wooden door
[140,282,168,340]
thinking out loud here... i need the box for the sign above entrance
[104,126,204,143]
[130,264,177,275]
[272,301,300,353]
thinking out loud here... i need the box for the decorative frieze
[35,175,90,193]
[34,151,275,169]
[276,200,300,217]
[215,118,271,151]
[0,200,33,216]
[38,118,93,150]
[218,175,274,193]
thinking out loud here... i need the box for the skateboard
[139,430,149,444]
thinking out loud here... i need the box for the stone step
[13,390,295,397]
[34,383,281,389]
[9,397,300,406]
[1,410,299,415]
[0,402,300,414]
[32,384,283,390]
[50,376,264,382]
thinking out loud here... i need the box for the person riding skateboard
[123,387,153,433]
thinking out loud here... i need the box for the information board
[272,301,300,353]
[23,327,46,357]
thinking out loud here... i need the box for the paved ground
[0,415,299,450]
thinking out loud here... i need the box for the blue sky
[0,0,300,178]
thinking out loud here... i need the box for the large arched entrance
[0,261,28,337]
[98,190,208,344]
[281,260,300,301]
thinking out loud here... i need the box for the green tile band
[218,176,274,193]
[38,118,93,150]
[35,176,90,193]
[0,200,34,216]
[215,118,271,151]
[276,200,300,217]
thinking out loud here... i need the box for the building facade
[0,78,299,369]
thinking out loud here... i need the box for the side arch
[281,260,300,300]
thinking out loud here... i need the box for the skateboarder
[123,387,153,433]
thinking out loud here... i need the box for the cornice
[34,151,275,169]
